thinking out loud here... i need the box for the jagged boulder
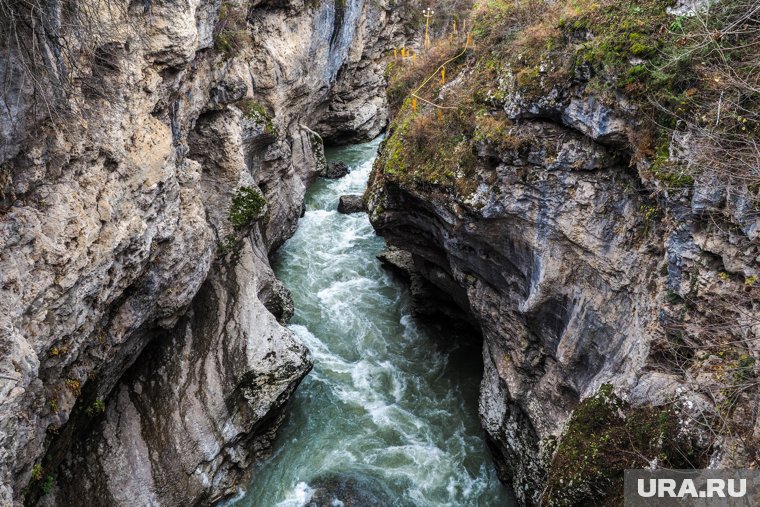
[376,247,415,276]
[337,194,366,213]
[321,160,350,179]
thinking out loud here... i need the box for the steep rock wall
[368,105,759,506]
[367,10,760,501]
[0,0,410,504]
[368,118,660,502]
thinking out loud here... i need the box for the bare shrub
[214,0,250,59]
[652,0,760,191]
[0,0,131,159]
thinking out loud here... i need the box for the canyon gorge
[1,0,758,505]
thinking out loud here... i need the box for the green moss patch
[229,186,267,230]
[544,384,709,506]
[236,99,275,134]
[375,98,479,196]
[377,0,759,210]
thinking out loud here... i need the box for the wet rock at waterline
[377,247,475,326]
[337,194,367,214]
[376,247,415,277]
[263,278,296,324]
[307,472,398,507]
[320,160,350,179]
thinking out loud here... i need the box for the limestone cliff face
[369,107,759,506]
[369,119,655,503]
[367,12,759,503]
[0,0,409,504]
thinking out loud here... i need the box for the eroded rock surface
[368,92,759,505]
[321,161,351,179]
[337,194,366,213]
[0,0,410,504]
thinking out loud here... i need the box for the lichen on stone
[236,99,275,134]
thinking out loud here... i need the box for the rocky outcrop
[369,114,758,505]
[321,161,351,179]
[54,240,310,506]
[0,0,410,504]
[367,7,759,502]
[307,471,396,506]
[369,120,659,503]
[377,247,474,325]
[337,194,366,213]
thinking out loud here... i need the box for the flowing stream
[236,137,511,506]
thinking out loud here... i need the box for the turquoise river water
[234,137,511,506]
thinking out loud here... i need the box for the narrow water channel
[236,137,511,506]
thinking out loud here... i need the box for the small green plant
[718,352,757,417]
[48,399,58,413]
[745,275,757,287]
[42,475,54,495]
[639,203,661,235]
[31,464,44,481]
[228,186,267,230]
[640,203,659,222]
[214,1,250,59]
[670,16,684,32]
[236,99,275,134]
[86,398,106,416]
[650,163,694,187]
[93,399,106,413]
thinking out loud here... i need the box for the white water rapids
[235,137,512,506]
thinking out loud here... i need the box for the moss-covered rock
[228,186,267,230]
[236,99,275,134]
[543,384,709,506]
[374,98,479,197]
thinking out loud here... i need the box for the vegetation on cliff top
[379,95,480,195]
[378,0,759,195]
